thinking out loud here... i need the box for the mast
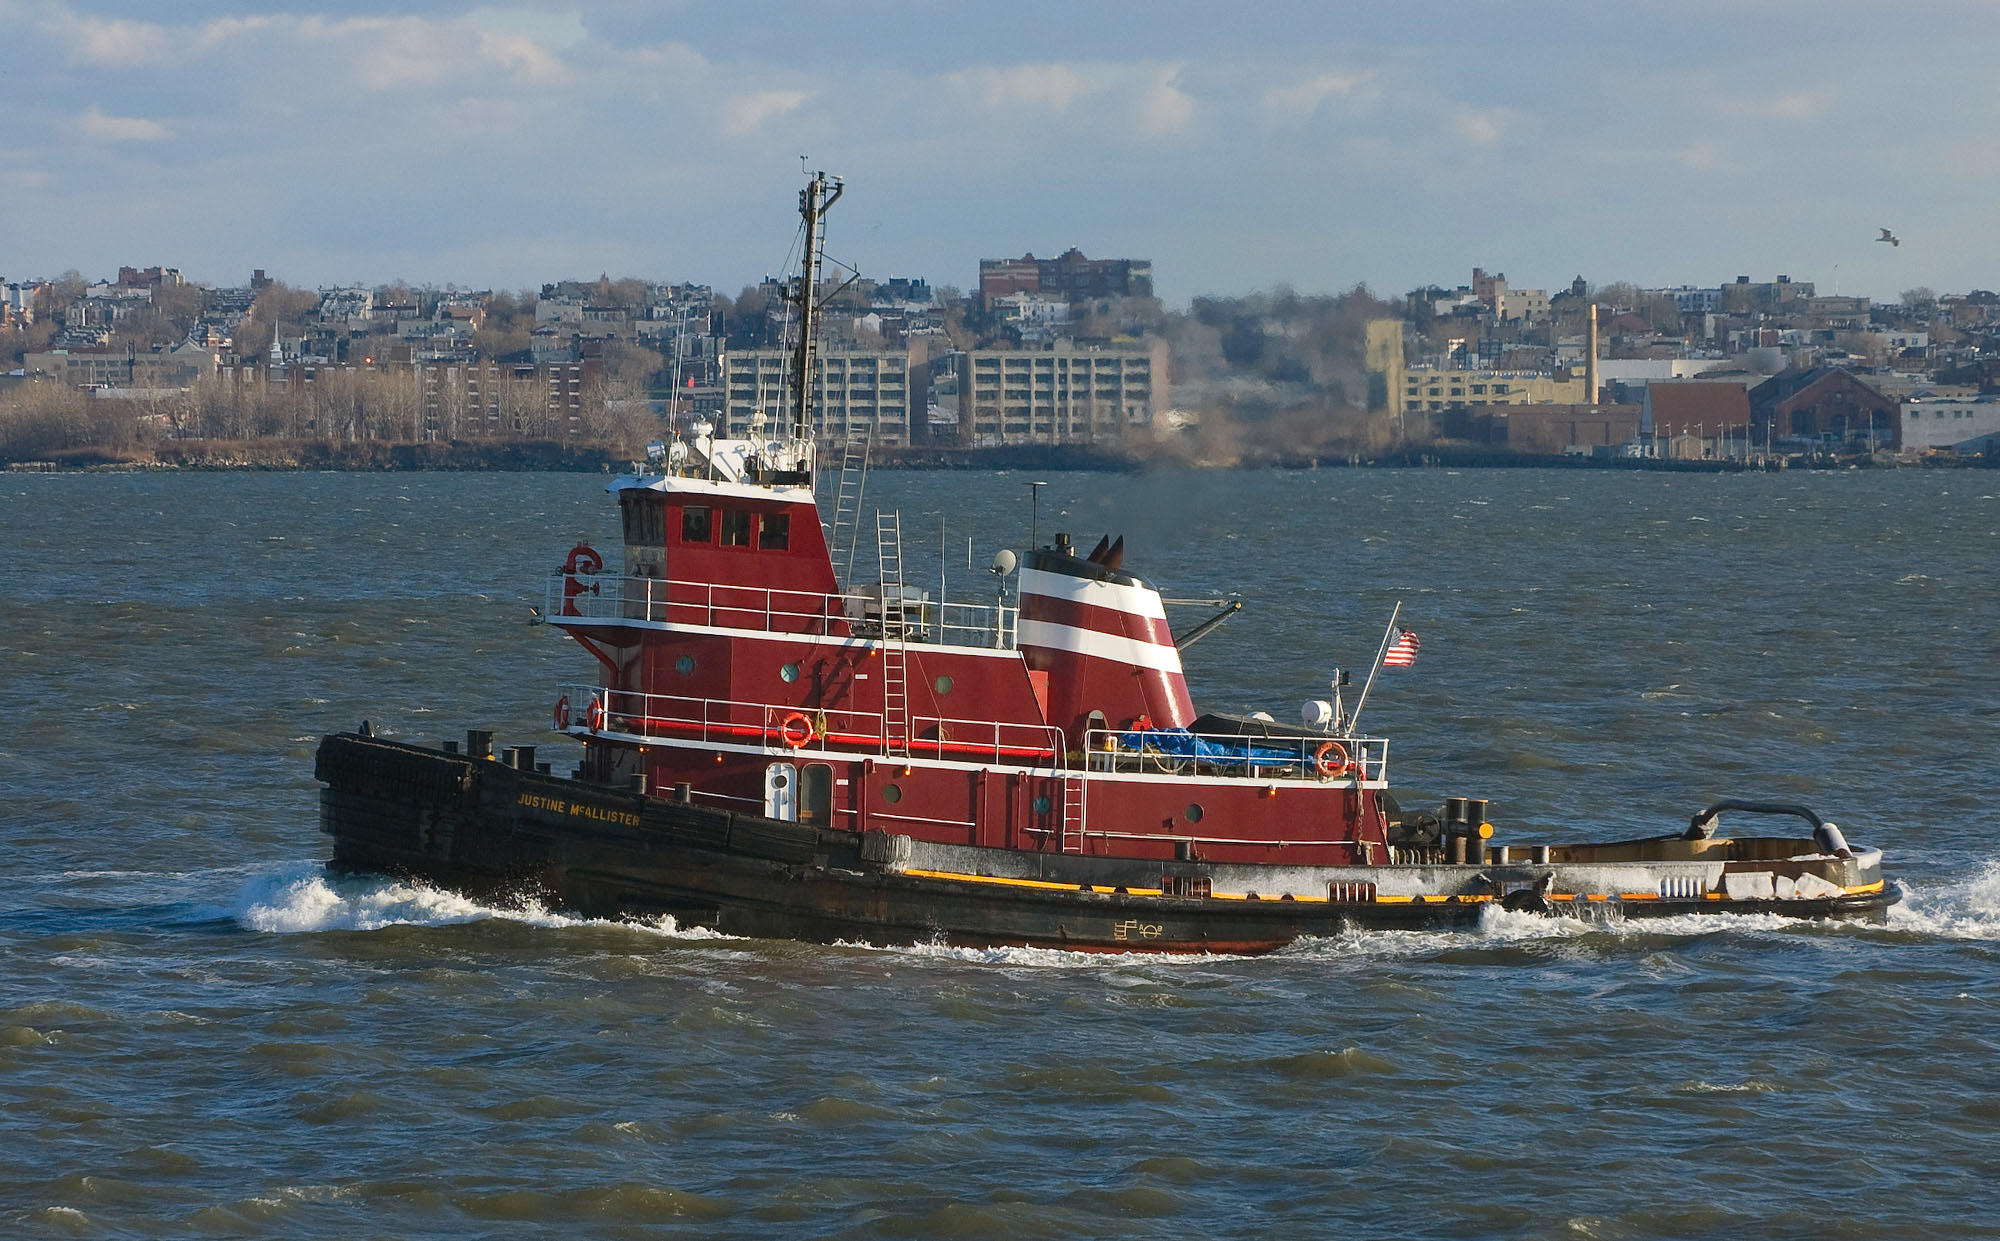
[787,170,844,456]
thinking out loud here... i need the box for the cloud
[1675,141,1728,171]
[1648,71,1838,124]
[1753,88,1833,120]
[723,89,811,136]
[473,31,569,83]
[948,63,1089,112]
[1451,106,1519,146]
[1,169,54,190]
[943,61,1199,139]
[77,108,172,142]
[1262,70,1374,118]
[40,6,579,90]
[1137,68,1196,137]
[44,12,171,65]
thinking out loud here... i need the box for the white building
[1663,286,1721,314]
[1901,396,2000,454]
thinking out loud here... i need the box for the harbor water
[4,466,1999,1238]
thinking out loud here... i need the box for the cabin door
[799,763,834,827]
[764,762,797,821]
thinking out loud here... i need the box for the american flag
[1383,628,1420,668]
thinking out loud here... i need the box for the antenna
[783,169,844,470]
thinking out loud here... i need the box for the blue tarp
[1117,727,1309,770]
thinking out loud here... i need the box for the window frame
[680,504,712,545]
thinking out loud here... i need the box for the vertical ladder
[1060,773,1086,853]
[827,432,871,590]
[875,510,909,755]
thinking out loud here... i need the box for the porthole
[781,662,801,683]
[882,784,903,804]
[934,675,954,695]
[1032,795,1052,814]
[1184,804,1205,824]
[675,655,695,675]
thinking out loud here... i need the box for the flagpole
[1346,600,1401,735]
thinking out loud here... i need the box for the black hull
[315,733,1900,953]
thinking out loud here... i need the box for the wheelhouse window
[621,497,666,547]
[681,505,711,544]
[759,512,791,550]
[721,509,752,547]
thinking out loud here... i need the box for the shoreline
[2,440,1985,474]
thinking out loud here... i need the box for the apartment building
[953,339,1167,447]
[721,348,913,447]
[24,343,217,389]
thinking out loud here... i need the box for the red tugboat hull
[316,733,1900,953]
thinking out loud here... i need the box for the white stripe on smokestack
[1016,620,1186,672]
[1018,567,1170,620]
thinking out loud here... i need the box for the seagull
[1877,228,1900,247]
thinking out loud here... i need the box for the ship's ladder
[875,509,909,755]
[1060,772,1086,853]
[827,432,871,591]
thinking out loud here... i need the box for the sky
[2,0,1996,305]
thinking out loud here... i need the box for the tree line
[0,367,660,465]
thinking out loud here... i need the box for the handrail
[553,683,1064,766]
[548,571,1018,649]
[1082,727,1389,785]
[552,685,1384,782]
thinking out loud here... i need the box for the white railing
[553,683,1064,765]
[547,572,1018,649]
[1083,727,1388,785]
[550,685,1383,785]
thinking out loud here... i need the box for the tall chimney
[1586,303,1600,405]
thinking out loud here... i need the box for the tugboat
[314,173,1898,951]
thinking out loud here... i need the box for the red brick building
[1750,368,1899,449]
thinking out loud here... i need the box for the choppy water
[4,466,2000,1238]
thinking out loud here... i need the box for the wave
[1885,863,2000,940]
[231,861,2000,960]
[863,940,1234,969]
[848,904,1802,970]
[232,863,736,941]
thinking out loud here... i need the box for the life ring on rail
[1313,741,1351,779]
[586,696,604,732]
[553,695,570,730]
[779,711,814,748]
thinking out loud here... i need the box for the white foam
[861,939,1232,969]
[840,901,1828,970]
[233,863,737,940]
[1886,864,2000,940]
[1672,1080,1780,1095]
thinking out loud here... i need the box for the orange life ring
[553,695,570,730]
[1313,740,1351,778]
[779,711,813,748]
[587,696,604,732]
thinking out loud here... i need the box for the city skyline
[3,1,1995,304]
